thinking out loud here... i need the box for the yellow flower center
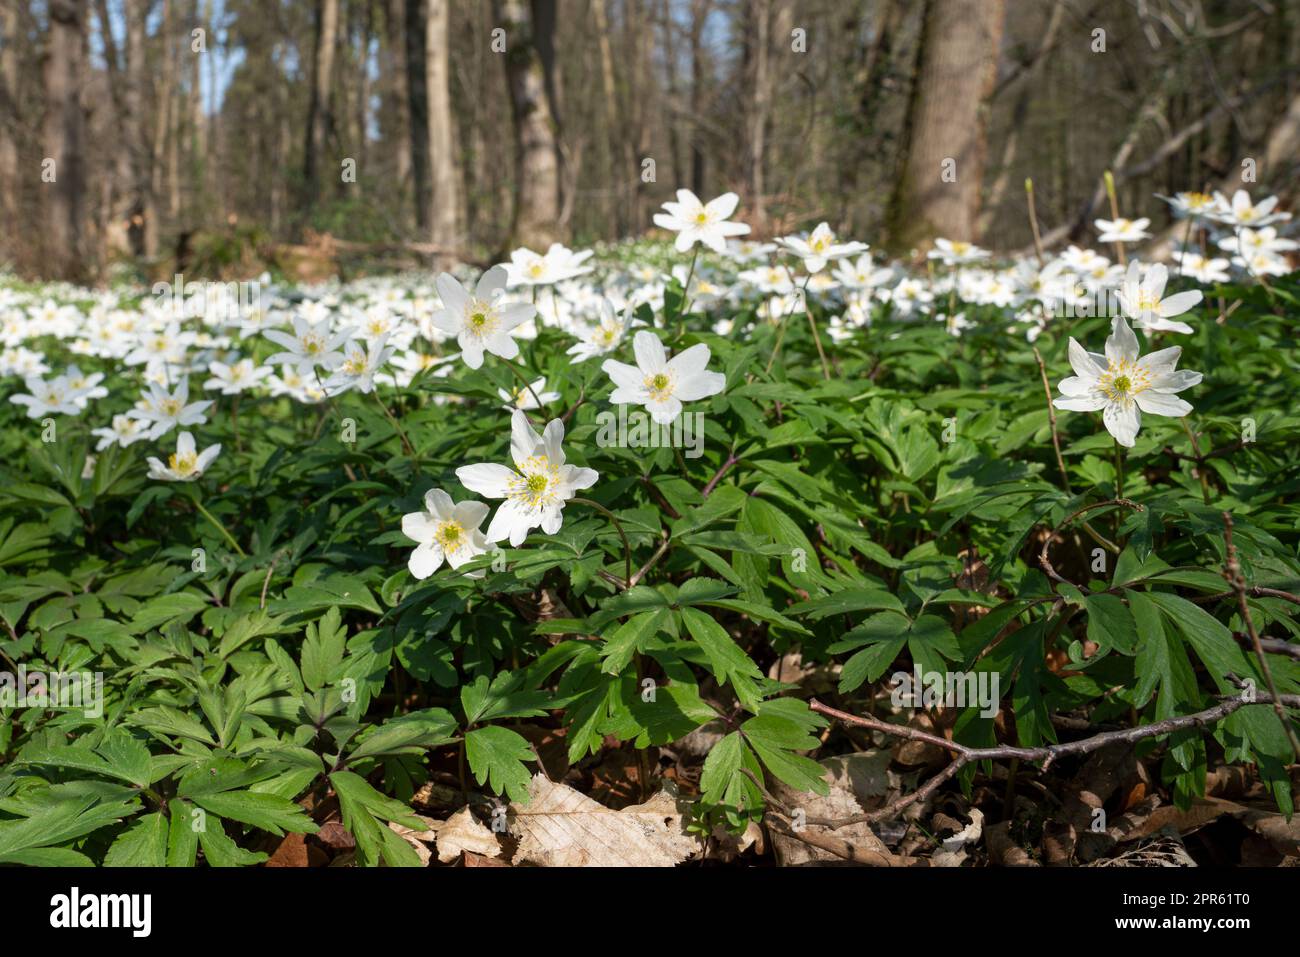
[434,520,465,551]
[161,399,182,415]
[645,371,674,401]
[1099,360,1152,402]
[951,241,970,255]
[168,452,197,476]
[508,456,561,509]
[694,211,710,225]
[1135,293,1160,313]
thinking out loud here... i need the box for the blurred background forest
[1,0,1298,282]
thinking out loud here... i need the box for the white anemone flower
[264,315,352,375]
[1094,217,1151,243]
[401,488,491,579]
[204,357,271,395]
[9,373,82,419]
[91,414,149,451]
[129,377,212,439]
[566,299,635,363]
[652,190,751,254]
[928,238,989,266]
[146,431,221,482]
[601,330,726,425]
[324,334,395,395]
[456,410,599,547]
[505,243,594,287]
[498,376,560,411]
[1053,317,1202,448]
[776,222,868,273]
[1116,261,1202,335]
[430,266,535,369]
[1209,189,1292,228]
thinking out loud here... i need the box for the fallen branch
[809,686,1300,824]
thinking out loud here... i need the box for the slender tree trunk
[886,0,1005,251]
[494,0,563,249]
[425,0,460,247]
[42,0,89,281]
[384,0,411,198]
[688,0,710,197]
[189,0,205,221]
[745,0,772,224]
[126,0,156,256]
[404,0,430,232]
[590,0,623,234]
[0,0,18,232]
[303,0,339,203]
[151,0,176,227]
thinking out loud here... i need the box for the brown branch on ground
[809,685,1300,826]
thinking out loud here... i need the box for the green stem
[372,388,416,458]
[1113,440,1126,541]
[500,357,545,411]
[676,247,700,338]
[192,495,246,558]
[571,496,632,588]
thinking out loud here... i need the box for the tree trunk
[126,0,156,256]
[383,0,411,200]
[425,0,460,247]
[688,0,710,197]
[745,0,772,225]
[590,0,624,234]
[303,0,339,202]
[886,0,1005,252]
[152,0,176,227]
[404,0,430,232]
[495,0,563,249]
[42,0,88,281]
[189,0,205,221]
[0,0,18,232]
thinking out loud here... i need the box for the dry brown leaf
[265,832,309,868]
[387,814,439,866]
[508,773,701,867]
[434,807,504,864]
[770,759,892,867]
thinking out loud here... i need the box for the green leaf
[104,812,168,867]
[464,725,535,803]
[189,790,318,837]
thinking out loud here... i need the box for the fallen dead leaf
[770,759,892,866]
[435,807,504,864]
[508,774,701,867]
[266,831,309,868]
[388,814,439,866]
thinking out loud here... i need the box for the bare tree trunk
[590,0,623,234]
[152,0,176,229]
[495,0,563,249]
[404,0,430,232]
[383,0,411,200]
[126,0,157,256]
[0,0,18,232]
[303,0,339,202]
[886,0,1005,251]
[688,0,710,197]
[425,0,460,247]
[745,0,772,225]
[42,0,89,281]
[189,0,205,221]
